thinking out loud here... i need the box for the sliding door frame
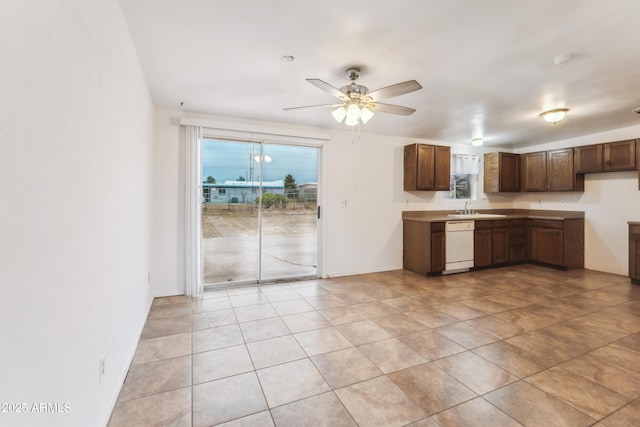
[186,119,327,289]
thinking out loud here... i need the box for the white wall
[152,109,514,287]
[511,125,640,275]
[0,1,154,426]
[152,110,185,297]
[322,131,513,277]
[154,109,640,290]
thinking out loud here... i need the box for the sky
[202,139,319,184]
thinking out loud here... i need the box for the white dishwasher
[444,221,475,274]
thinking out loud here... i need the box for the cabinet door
[603,140,636,171]
[431,230,446,273]
[404,144,450,191]
[434,145,451,191]
[474,228,493,267]
[416,144,436,190]
[530,226,564,266]
[508,220,527,263]
[630,225,640,283]
[574,145,602,173]
[492,224,509,264]
[499,153,520,192]
[484,152,520,193]
[521,151,547,192]
[547,148,576,191]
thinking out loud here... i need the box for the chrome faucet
[456,200,474,215]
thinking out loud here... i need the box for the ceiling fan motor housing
[342,83,369,99]
[341,68,369,99]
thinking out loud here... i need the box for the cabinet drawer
[432,222,445,232]
[492,220,508,228]
[475,220,493,230]
[531,219,564,229]
[631,224,640,237]
[510,219,526,227]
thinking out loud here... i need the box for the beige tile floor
[108,265,640,426]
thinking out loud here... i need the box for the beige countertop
[402,209,585,222]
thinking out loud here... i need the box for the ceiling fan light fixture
[285,68,422,126]
[331,106,347,123]
[540,108,569,123]
[360,107,374,124]
[345,104,361,126]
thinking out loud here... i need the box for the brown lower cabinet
[630,224,640,285]
[509,219,527,262]
[403,221,445,275]
[474,220,514,268]
[404,217,584,275]
[492,220,509,264]
[529,219,584,269]
[474,222,493,268]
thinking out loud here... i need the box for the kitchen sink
[447,213,507,219]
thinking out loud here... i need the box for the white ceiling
[119,0,640,149]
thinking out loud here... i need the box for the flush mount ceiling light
[540,108,569,124]
[471,137,484,147]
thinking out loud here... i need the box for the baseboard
[100,295,154,427]
[323,265,402,279]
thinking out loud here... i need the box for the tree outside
[205,176,216,183]
[284,174,298,199]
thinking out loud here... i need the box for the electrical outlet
[99,353,106,383]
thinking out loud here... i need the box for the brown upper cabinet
[520,149,583,192]
[637,140,640,190]
[547,148,584,192]
[603,139,636,171]
[483,138,638,194]
[404,143,451,191]
[484,152,520,192]
[575,139,636,173]
[520,151,547,192]
[574,144,603,173]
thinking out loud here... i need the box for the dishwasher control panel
[445,221,475,231]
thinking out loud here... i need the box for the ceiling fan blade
[366,80,422,101]
[368,103,416,116]
[306,79,346,99]
[284,103,343,111]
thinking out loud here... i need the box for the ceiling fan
[284,67,422,126]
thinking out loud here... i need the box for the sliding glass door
[201,139,319,286]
